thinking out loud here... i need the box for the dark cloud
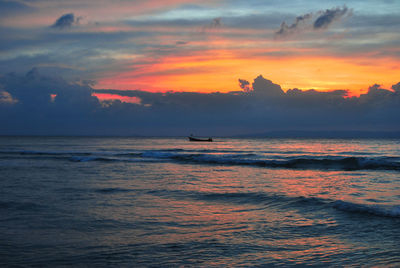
[51,13,79,29]
[392,82,400,93]
[275,13,312,36]
[1,69,399,136]
[276,6,351,37]
[238,79,250,92]
[314,6,349,29]
[1,68,98,107]
[252,75,284,97]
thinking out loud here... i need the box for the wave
[95,187,136,194]
[146,189,289,205]
[70,156,118,162]
[333,200,400,218]
[0,149,91,156]
[1,149,399,171]
[146,189,400,218]
[135,152,400,171]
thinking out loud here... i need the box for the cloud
[1,69,399,136]
[275,13,312,36]
[314,6,349,29]
[51,13,80,29]
[0,91,17,105]
[238,79,250,92]
[252,75,284,97]
[392,82,400,93]
[0,67,98,108]
[275,6,351,37]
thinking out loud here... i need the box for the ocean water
[1,136,399,267]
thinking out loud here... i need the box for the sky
[0,0,399,136]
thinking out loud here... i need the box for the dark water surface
[1,137,399,266]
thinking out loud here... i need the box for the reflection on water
[0,137,399,266]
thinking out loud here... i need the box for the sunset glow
[95,51,400,96]
[1,0,400,136]
[1,0,399,98]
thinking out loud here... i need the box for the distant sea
[1,136,399,266]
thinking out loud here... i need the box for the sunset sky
[1,0,400,135]
[1,0,399,95]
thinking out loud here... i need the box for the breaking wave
[147,153,399,171]
[1,149,399,171]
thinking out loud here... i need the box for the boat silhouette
[188,136,213,142]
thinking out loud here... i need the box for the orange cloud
[93,93,141,104]
[95,48,400,96]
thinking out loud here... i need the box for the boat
[188,136,213,142]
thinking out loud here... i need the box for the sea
[1,136,399,267]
